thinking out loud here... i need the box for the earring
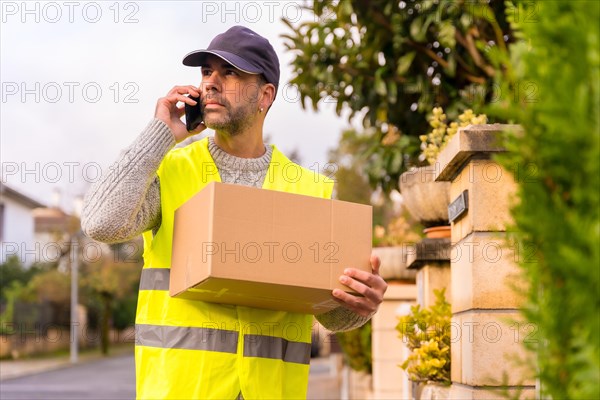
[260,107,264,113]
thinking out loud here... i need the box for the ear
[260,83,276,110]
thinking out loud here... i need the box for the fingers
[341,264,386,292]
[163,86,201,107]
[164,94,197,107]
[332,288,376,317]
[332,255,388,317]
[160,93,198,108]
[339,270,385,304]
[154,85,203,143]
[370,255,381,275]
[167,85,201,98]
[156,86,200,115]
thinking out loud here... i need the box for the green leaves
[438,22,456,48]
[410,16,427,42]
[374,68,387,96]
[281,0,514,192]
[492,1,600,399]
[396,51,416,76]
[336,320,373,373]
[339,0,353,18]
[396,289,451,383]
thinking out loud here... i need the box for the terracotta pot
[422,226,451,239]
[399,166,451,227]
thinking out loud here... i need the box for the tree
[0,256,44,304]
[0,257,50,334]
[0,233,141,354]
[327,128,409,230]
[493,1,600,398]
[327,128,375,205]
[282,0,514,192]
[80,239,142,354]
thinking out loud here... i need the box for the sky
[1,1,352,212]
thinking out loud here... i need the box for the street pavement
[0,354,136,400]
[0,353,341,399]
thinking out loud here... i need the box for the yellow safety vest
[135,137,334,399]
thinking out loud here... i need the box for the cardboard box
[170,182,372,314]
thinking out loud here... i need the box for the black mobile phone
[184,95,203,132]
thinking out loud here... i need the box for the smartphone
[184,95,203,132]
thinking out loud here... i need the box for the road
[0,354,341,399]
[0,355,136,400]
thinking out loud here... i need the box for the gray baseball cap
[183,26,280,92]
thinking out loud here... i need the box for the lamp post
[70,233,79,364]
[70,196,83,364]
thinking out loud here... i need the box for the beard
[203,97,258,136]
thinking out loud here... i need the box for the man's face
[200,54,263,136]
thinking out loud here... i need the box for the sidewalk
[307,354,343,399]
[0,344,134,381]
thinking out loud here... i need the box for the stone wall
[371,282,417,399]
[435,125,536,399]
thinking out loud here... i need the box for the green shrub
[493,1,600,399]
[0,256,44,304]
[396,289,451,383]
[335,320,372,373]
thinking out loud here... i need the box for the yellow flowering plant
[419,108,488,165]
[396,289,451,383]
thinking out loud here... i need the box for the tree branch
[455,28,496,77]
[406,40,449,69]
[454,52,478,75]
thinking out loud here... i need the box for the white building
[0,183,45,265]
[33,206,76,268]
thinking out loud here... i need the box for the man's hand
[155,85,205,142]
[333,255,388,317]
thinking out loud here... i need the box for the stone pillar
[371,281,417,400]
[435,125,535,399]
[370,245,418,399]
[406,237,451,308]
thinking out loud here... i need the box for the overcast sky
[1,1,352,211]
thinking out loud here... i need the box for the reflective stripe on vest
[137,269,312,365]
[136,323,311,365]
[136,323,238,353]
[244,334,311,365]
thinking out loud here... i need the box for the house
[33,206,77,268]
[0,183,45,265]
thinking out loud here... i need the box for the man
[82,26,387,399]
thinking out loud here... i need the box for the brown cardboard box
[170,182,372,314]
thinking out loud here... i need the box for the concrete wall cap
[434,124,522,182]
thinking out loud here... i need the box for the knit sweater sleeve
[81,119,176,243]
[315,306,371,332]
